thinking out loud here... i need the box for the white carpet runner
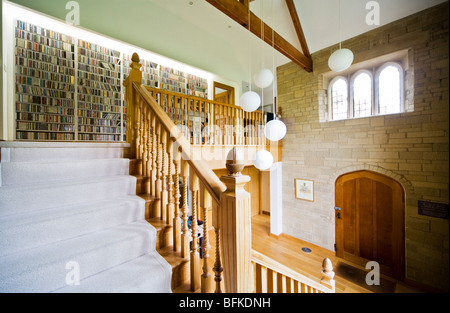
[0,142,172,293]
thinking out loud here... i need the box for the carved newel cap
[131,53,140,63]
[226,147,245,177]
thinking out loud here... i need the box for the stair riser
[0,176,137,217]
[2,147,126,163]
[1,159,130,187]
[0,223,156,293]
[0,198,145,257]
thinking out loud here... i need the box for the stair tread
[0,220,157,293]
[53,252,172,293]
[146,217,170,231]
[158,245,189,269]
[0,196,145,257]
[138,193,158,201]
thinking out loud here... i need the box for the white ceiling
[144,0,446,91]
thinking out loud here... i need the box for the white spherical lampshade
[264,120,287,141]
[253,150,274,171]
[239,91,261,112]
[328,48,354,72]
[253,68,274,89]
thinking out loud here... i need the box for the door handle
[335,207,342,219]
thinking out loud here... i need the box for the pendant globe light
[263,0,287,143]
[253,149,274,171]
[240,3,261,113]
[253,0,273,89]
[328,0,354,72]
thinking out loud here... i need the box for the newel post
[218,147,252,293]
[123,53,143,158]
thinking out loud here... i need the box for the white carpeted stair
[0,142,172,293]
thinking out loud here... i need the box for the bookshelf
[14,20,76,141]
[12,19,210,142]
[77,39,122,141]
[160,66,186,94]
[186,74,208,99]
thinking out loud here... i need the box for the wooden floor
[174,214,430,293]
[251,214,427,293]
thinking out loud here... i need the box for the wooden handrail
[124,53,326,294]
[251,250,335,293]
[133,82,225,205]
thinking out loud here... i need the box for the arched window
[376,62,403,115]
[351,71,373,118]
[327,61,405,121]
[329,77,348,120]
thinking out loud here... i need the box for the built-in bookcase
[13,19,210,142]
[77,40,122,141]
[186,74,208,99]
[15,20,76,141]
[160,66,186,94]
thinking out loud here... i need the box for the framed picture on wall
[295,179,314,202]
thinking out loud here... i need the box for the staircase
[0,142,172,293]
[129,158,191,291]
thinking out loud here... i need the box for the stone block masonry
[277,3,448,291]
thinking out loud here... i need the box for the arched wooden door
[335,171,405,280]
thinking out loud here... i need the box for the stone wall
[277,2,448,291]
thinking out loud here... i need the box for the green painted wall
[7,0,246,83]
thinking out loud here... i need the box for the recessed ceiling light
[189,1,194,5]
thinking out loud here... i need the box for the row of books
[77,63,121,78]
[16,38,73,53]
[16,131,75,141]
[16,46,74,61]
[17,121,74,132]
[16,103,74,115]
[78,79,121,92]
[16,84,73,99]
[16,21,74,43]
[78,134,121,141]
[17,112,74,124]
[78,117,120,127]
[78,40,120,57]
[16,56,75,73]
[78,125,120,134]
[15,29,75,48]
[77,86,121,98]
[16,66,75,84]
[77,95,122,107]
[78,70,120,85]
[16,77,75,92]
[77,110,121,119]
[77,55,120,70]
[16,94,74,107]
[16,74,74,87]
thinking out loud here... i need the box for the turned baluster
[190,171,201,291]
[154,120,162,219]
[201,190,213,293]
[142,106,148,181]
[213,225,223,293]
[146,112,152,188]
[173,151,182,253]
[166,133,175,227]
[160,127,168,222]
[181,160,191,259]
[151,115,157,197]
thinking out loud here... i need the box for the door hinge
[334,243,337,252]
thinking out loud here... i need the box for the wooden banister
[124,53,327,294]
[251,250,335,293]
[133,82,225,204]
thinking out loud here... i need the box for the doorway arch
[335,170,405,280]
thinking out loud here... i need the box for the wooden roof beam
[205,0,313,72]
[285,0,310,58]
